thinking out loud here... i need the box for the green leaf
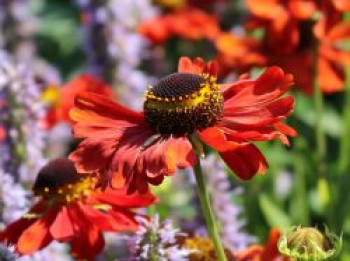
[259,193,292,229]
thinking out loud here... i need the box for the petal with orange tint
[288,0,316,19]
[49,206,75,241]
[273,122,297,137]
[223,96,295,127]
[235,245,264,261]
[0,218,35,244]
[92,187,157,208]
[178,57,205,74]
[220,143,268,180]
[261,228,282,260]
[224,67,294,109]
[246,0,282,19]
[318,57,344,93]
[17,209,57,254]
[325,21,350,42]
[198,127,239,152]
[333,0,350,11]
[70,92,144,126]
[69,138,117,174]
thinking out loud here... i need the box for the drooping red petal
[49,206,75,241]
[17,208,57,254]
[70,92,144,126]
[198,127,239,151]
[70,226,105,260]
[91,187,157,208]
[220,143,268,180]
[76,202,134,232]
[0,218,35,245]
[261,229,282,260]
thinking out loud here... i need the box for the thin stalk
[313,43,327,178]
[314,74,326,177]
[192,156,228,261]
[338,67,350,173]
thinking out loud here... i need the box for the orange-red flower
[235,228,291,261]
[69,57,296,194]
[44,74,113,128]
[138,8,220,44]
[214,32,266,76]
[246,0,350,94]
[246,0,316,55]
[0,158,156,260]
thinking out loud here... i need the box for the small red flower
[138,8,220,44]
[44,74,113,128]
[69,57,296,194]
[0,158,156,260]
[235,229,291,261]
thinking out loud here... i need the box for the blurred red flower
[246,0,316,54]
[247,0,350,94]
[44,74,113,128]
[0,158,156,260]
[69,57,295,194]
[235,228,291,261]
[214,32,266,76]
[138,8,220,44]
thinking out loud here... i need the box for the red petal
[0,218,35,244]
[70,226,105,260]
[178,57,205,74]
[288,0,316,19]
[198,127,239,151]
[70,92,144,126]
[261,229,281,259]
[224,67,294,109]
[49,206,75,241]
[273,122,297,137]
[17,209,57,254]
[220,143,268,180]
[92,187,157,208]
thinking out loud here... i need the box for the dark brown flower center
[33,158,96,203]
[144,73,224,136]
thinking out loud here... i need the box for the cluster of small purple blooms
[200,154,256,251]
[132,215,194,261]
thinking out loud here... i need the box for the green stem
[314,78,326,177]
[193,157,228,261]
[313,45,326,178]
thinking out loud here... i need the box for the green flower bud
[278,226,342,261]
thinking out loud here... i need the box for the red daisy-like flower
[69,57,296,194]
[0,158,156,260]
[44,74,113,128]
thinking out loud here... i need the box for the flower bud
[278,226,342,261]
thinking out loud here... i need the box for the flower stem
[192,156,228,261]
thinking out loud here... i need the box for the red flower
[235,229,291,261]
[246,0,316,54]
[138,8,220,44]
[44,75,113,128]
[0,158,156,260]
[214,32,266,76]
[69,57,296,194]
[247,0,350,94]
